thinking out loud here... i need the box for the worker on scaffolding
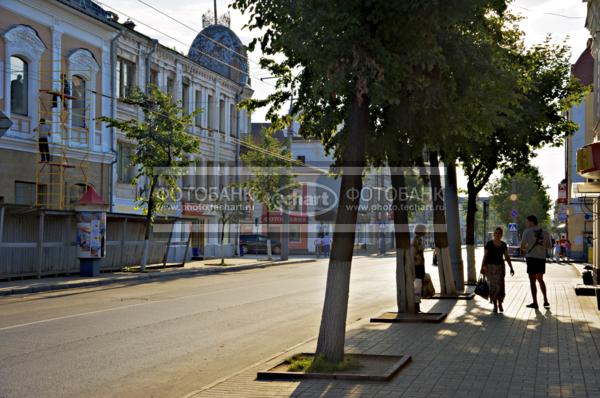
[34,118,51,162]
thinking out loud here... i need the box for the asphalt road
[0,250,462,398]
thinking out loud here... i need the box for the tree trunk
[465,184,478,284]
[141,176,158,272]
[391,167,415,314]
[220,219,226,266]
[444,161,464,291]
[429,152,456,295]
[266,209,272,260]
[315,94,368,364]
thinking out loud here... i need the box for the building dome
[188,24,249,87]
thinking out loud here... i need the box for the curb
[0,259,317,297]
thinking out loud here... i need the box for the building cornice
[0,136,115,164]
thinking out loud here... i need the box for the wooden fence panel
[0,208,185,279]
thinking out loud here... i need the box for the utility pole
[510,178,518,245]
[483,199,489,244]
[258,76,294,260]
[280,100,293,261]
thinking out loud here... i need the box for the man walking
[321,234,331,257]
[520,215,552,309]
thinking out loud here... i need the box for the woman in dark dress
[480,227,515,313]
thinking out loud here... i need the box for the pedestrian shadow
[279,288,600,398]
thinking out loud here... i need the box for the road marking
[0,256,397,332]
[0,284,267,332]
[0,301,154,331]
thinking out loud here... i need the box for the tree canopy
[488,166,552,233]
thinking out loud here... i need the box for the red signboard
[558,183,567,204]
[182,202,205,216]
[261,214,308,224]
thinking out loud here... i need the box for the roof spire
[214,0,218,25]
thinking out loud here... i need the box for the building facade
[0,0,119,208]
[565,40,594,261]
[0,0,254,259]
[112,19,253,256]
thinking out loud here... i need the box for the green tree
[99,85,200,271]
[240,130,296,260]
[212,189,249,265]
[461,36,585,281]
[488,167,552,236]
[233,0,511,362]
[374,5,522,302]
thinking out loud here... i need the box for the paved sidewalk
[0,256,316,296]
[186,261,600,398]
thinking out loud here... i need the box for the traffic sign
[511,209,519,219]
[508,223,518,232]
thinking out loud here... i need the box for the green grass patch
[286,354,362,373]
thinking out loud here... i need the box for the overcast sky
[100,0,590,202]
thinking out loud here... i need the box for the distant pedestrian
[565,239,572,261]
[33,118,51,162]
[378,230,386,255]
[314,236,322,258]
[520,215,552,309]
[322,234,331,257]
[480,227,514,313]
[412,224,427,313]
[553,241,561,263]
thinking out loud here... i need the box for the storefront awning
[571,182,600,198]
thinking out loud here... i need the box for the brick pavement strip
[187,262,600,398]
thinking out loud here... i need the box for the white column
[224,97,231,139]
[157,65,165,92]
[187,81,194,116]
[175,63,183,103]
[3,49,9,117]
[51,27,62,139]
[101,41,111,151]
[137,51,145,122]
[213,83,221,166]
[202,87,209,135]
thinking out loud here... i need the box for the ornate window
[2,25,46,136]
[67,49,99,146]
[72,75,86,128]
[116,57,135,99]
[10,56,28,116]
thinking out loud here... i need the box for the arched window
[10,56,28,116]
[72,75,86,128]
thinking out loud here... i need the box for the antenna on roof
[214,0,217,25]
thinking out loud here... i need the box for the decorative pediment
[68,48,100,75]
[2,24,47,60]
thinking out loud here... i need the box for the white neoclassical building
[112,18,254,255]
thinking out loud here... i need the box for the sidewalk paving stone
[187,261,600,398]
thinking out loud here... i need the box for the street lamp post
[510,178,518,245]
[260,76,292,260]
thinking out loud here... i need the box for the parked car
[239,234,282,255]
[508,245,522,259]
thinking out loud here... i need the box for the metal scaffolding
[36,57,91,209]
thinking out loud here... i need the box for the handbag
[421,273,435,298]
[474,275,489,299]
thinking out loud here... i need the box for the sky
[99,0,590,202]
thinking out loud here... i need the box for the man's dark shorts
[526,257,546,275]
